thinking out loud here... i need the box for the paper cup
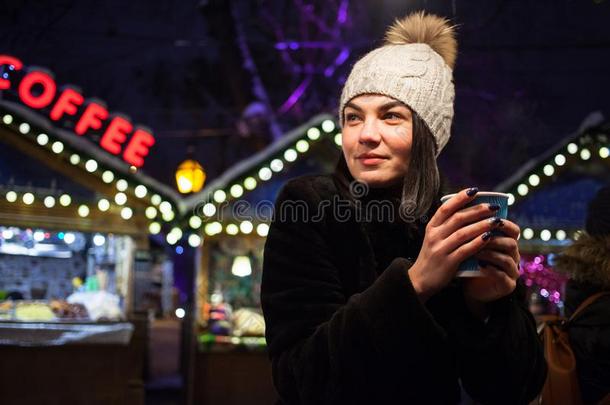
[440,192,509,277]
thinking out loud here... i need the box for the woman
[555,186,610,404]
[261,12,546,404]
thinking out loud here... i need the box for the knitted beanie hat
[339,11,457,155]
[586,185,610,237]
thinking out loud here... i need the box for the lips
[356,153,388,160]
[356,153,388,166]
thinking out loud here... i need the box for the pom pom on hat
[384,11,457,69]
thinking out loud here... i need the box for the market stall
[0,54,183,404]
[180,114,341,404]
[495,112,610,315]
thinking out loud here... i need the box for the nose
[358,119,381,145]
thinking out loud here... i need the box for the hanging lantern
[175,159,206,194]
[231,256,252,277]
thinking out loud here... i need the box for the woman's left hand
[463,219,521,303]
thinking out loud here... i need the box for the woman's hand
[462,222,521,303]
[408,188,504,303]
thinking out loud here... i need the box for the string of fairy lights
[503,130,609,242]
[183,118,341,243]
[0,109,179,233]
[4,103,608,248]
[1,108,342,248]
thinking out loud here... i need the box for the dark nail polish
[478,260,489,268]
[467,187,479,197]
[488,203,501,211]
[482,231,493,241]
[490,217,504,227]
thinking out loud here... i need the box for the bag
[537,292,610,405]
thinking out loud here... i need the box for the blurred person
[555,185,610,404]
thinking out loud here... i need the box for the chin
[354,171,398,188]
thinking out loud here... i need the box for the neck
[360,181,403,203]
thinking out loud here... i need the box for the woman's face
[342,94,413,188]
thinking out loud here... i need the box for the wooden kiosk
[0,57,182,405]
[181,115,340,404]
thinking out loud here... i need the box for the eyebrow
[344,100,409,114]
[378,101,409,113]
[344,101,364,112]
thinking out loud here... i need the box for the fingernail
[467,187,479,197]
[488,203,501,211]
[482,231,493,241]
[478,260,489,268]
[488,217,504,227]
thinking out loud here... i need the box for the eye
[345,113,362,123]
[383,112,404,121]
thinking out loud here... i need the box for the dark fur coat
[261,173,546,404]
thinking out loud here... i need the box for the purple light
[337,0,349,24]
[275,43,287,50]
[324,48,351,78]
[278,76,312,114]
[335,48,350,66]
[285,41,337,49]
[520,254,570,313]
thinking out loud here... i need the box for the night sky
[1,0,609,192]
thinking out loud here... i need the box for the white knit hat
[339,12,457,155]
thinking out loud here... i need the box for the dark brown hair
[399,111,441,222]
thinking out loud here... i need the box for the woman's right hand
[408,187,504,303]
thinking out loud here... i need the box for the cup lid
[440,191,510,203]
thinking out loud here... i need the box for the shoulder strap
[568,292,610,323]
[597,392,610,405]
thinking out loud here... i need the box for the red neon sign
[101,116,132,155]
[75,102,108,135]
[18,70,57,109]
[0,55,23,90]
[50,88,83,120]
[0,54,155,167]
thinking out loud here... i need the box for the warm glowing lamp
[175,159,205,194]
[231,256,252,277]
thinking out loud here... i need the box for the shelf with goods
[0,226,136,335]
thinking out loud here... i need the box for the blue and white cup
[440,192,510,277]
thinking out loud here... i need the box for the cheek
[341,130,358,154]
[383,126,412,159]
